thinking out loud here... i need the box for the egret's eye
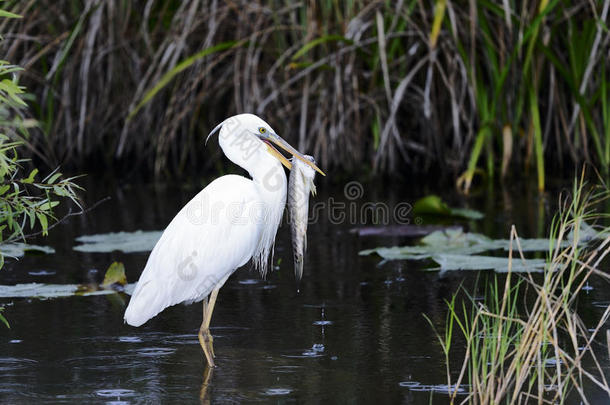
[258,127,267,134]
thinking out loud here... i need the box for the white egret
[124,113,324,367]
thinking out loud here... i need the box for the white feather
[124,114,287,327]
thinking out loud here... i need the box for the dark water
[1,178,609,404]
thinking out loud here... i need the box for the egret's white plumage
[125,114,287,326]
[123,114,323,366]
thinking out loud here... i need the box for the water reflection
[0,179,607,403]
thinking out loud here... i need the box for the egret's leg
[198,297,215,367]
[204,288,220,358]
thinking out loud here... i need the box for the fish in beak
[261,132,326,176]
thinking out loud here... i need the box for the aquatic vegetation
[427,176,610,403]
[101,262,127,287]
[432,254,546,273]
[0,261,134,299]
[360,228,572,265]
[0,243,55,258]
[0,282,134,299]
[0,306,7,328]
[73,230,162,253]
[0,1,606,184]
[412,195,484,220]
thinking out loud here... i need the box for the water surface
[1,179,609,403]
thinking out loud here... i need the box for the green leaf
[39,201,59,211]
[47,172,62,184]
[0,309,9,329]
[22,168,38,184]
[412,195,484,220]
[36,213,48,235]
[28,209,35,229]
[430,0,447,49]
[412,195,451,215]
[52,185,68,196]
[102,262,127,287]
[0,10,22,19]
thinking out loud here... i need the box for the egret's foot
[198,326,215,368]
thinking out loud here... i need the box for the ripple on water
[118,336,142,343]
[0,357,37,372]
[270,365,302,374]
[28,270,56,276]
[96,389,136,398]
[262,388,292,396]
[283,344,325,359]
[161,334,199,345]
[313,320,333,326]
[238,279,259,285]
[136,347,176,357]
[399,381,467,394]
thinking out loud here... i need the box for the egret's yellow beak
[262,133,326,176]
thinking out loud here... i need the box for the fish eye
[258,127,267,134]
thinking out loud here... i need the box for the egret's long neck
[250,157,287,201]
[218,130,288,277]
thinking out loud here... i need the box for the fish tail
[294,255,303,283]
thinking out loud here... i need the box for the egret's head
[207,114,325,176]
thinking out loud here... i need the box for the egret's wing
[124,175,263,326]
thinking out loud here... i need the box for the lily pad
[0,243,55,258]
[432,254,546,273]
[73,230,162,253]
[350,225,462,237]
[568,221,610,243]
[412,195,484,220]
[0,282,136,299]
[361,224,609,273]
[360,229,570,261]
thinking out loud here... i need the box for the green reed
[428,172,610,403]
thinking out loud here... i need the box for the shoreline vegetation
[0,1,607,189]
[428,173,610,403]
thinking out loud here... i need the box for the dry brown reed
[0,1,608,182]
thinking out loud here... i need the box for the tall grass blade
[128,41,240,120]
